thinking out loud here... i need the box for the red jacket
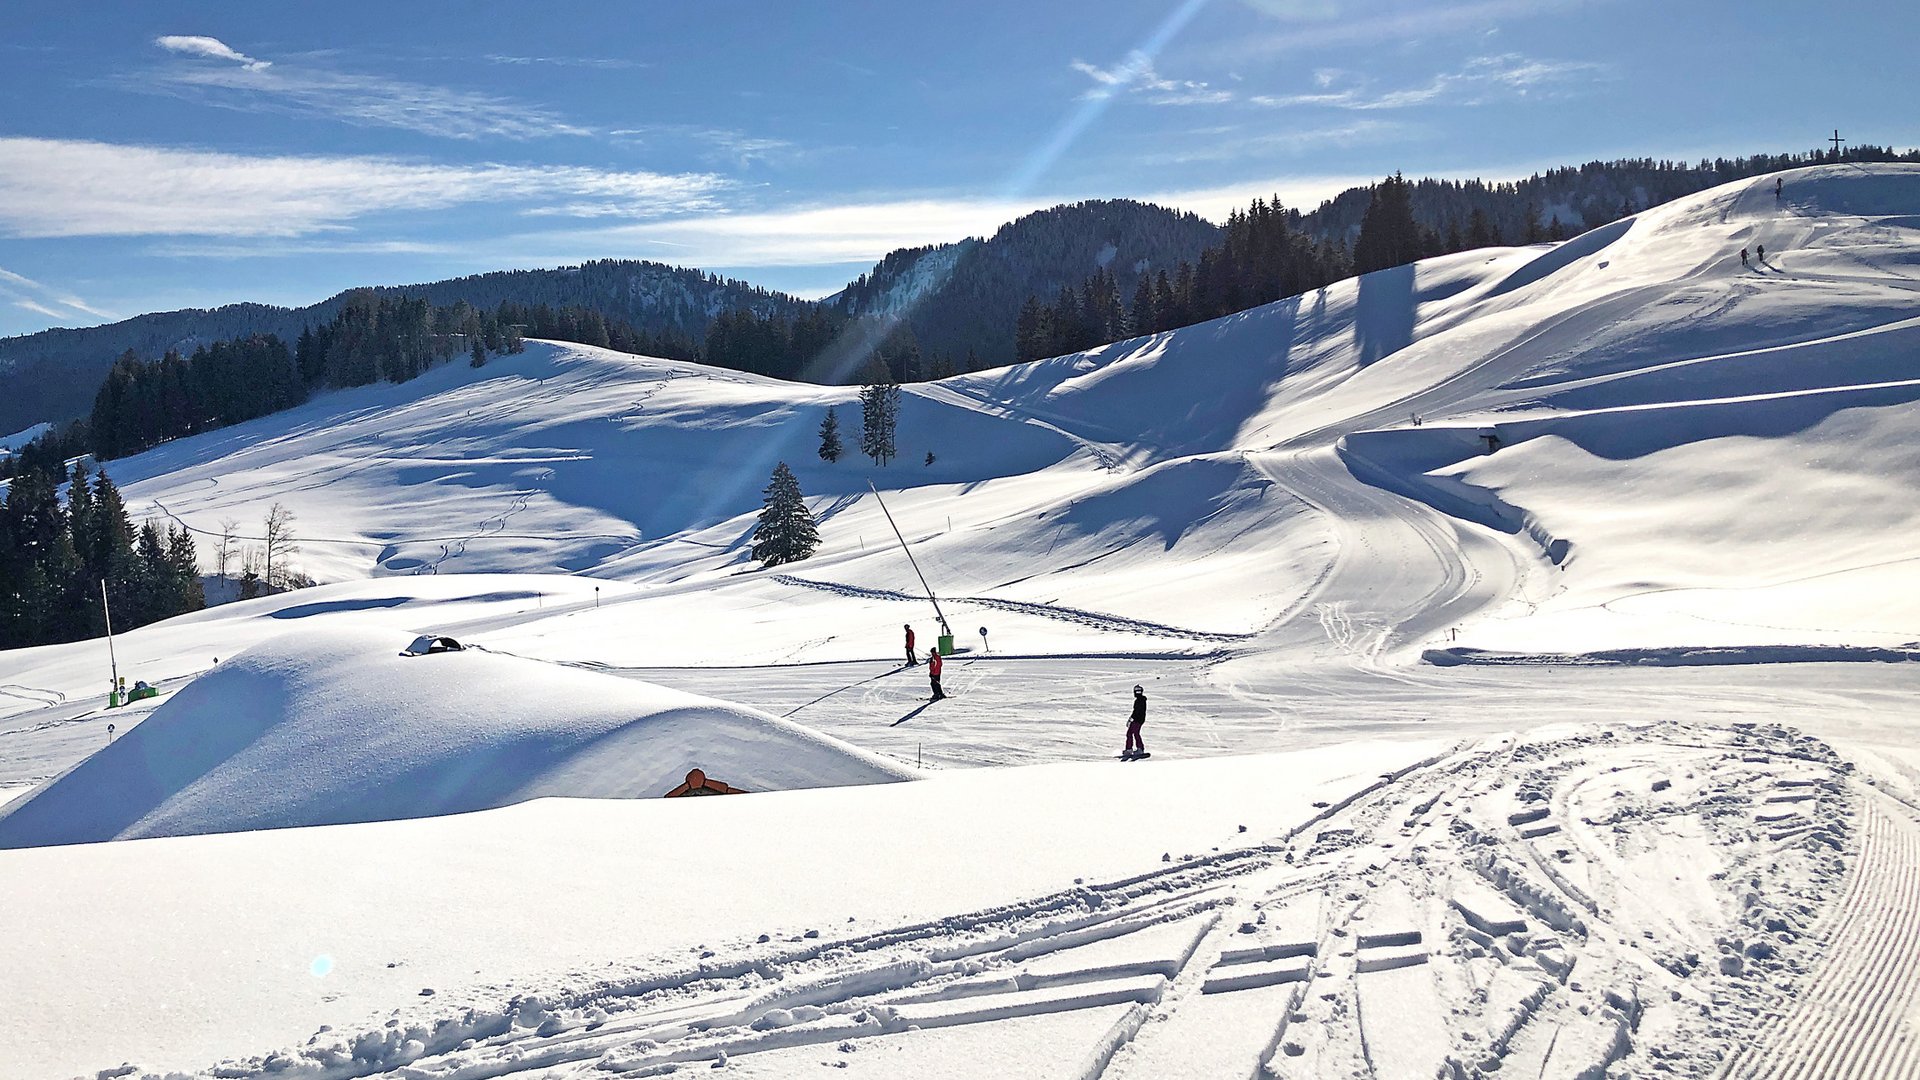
[906,629,915,651]
[929,652,943,677]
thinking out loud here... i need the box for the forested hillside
[832,199,1222,365]
[0,261,811,434]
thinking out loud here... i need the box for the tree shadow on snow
[1353,264,1416,367]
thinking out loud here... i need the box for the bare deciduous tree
[216,518,240,581]
[263,503,299,590]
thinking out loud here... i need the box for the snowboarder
[903,624,917,666]
[1123,685,1148,759]
[1740,247,1749,268]
[928,647,945,701]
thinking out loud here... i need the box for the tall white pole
[100,579,119,690]
[867,480,951,637]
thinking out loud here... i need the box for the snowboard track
[149,720,1861,1080]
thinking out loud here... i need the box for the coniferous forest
[0,461,203,650]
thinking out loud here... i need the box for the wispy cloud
[0,266,116,323]
[155,35,270,71]
[609,125,801,167]
[483,54,644,70]
[1250,53,1607,110]
[503,197,1060,268]
[1071,52,1232,106]
[1136,119,1404,165]
[1225,0,1603,57]
[0,138,729,239]
[141,35,588,140]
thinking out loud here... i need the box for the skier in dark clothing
[1124,685,1147,758]
[1740,247,1749,268]
[904,624,917,666]
[1776,177,1783,199]
[928,647,945,700]
[1756,242,1766,262]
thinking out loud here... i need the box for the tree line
[0,463,203,650]
[1016,195,1351,361]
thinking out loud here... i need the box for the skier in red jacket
[904,624,917,666]
[928,647,946,700]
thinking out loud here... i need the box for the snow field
[0,740,1430,1078]
[1,166,1918,1078]
[55,719,1863,1080]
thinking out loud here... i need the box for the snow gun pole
[868,480,951,639]
[101,579,119,690]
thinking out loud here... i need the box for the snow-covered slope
[81,163,1918,669]
[5,165,1920,1080]
[0,625,911,847]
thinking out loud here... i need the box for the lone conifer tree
[817,407,843,463]
[859,377,900,466]
[751,462,819,567]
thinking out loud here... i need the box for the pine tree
[470,339,487,368]
[859,376,900,466]
[750,462,819,567]
[1353,173,1421,275]
[817,407,844,463]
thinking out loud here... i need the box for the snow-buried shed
[0,626,913,848]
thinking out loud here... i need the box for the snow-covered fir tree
[750,462,820,567]
[859,378,900,466]
[817,407,843,463]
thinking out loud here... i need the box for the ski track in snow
[1727,797,1920,1080]
[157,720,1864,1080]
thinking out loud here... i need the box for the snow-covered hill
[71,163,1919,668]
[4,165,1919,1080]
[0,625,910,848]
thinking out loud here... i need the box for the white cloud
[1071,52,1231,106]
[0,265,116,322]
[482,54,643,70]
[0,138,729,239]
[1135,120,1405,167]
[502,197,1059,268]
[154,35,270,71]
[1251,53,1606,110]
[144,38,587,140]
[1225,0,1602,57]
[608,125,801,167]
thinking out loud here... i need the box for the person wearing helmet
[928,646,945,701]
[1124,684,1148,758]
[903,624,917,666]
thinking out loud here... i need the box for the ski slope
[2,165,1918,1078]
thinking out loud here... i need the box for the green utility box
[938,634,955,655]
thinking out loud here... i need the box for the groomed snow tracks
[1726,798,1920,1080]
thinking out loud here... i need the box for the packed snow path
[163,719,1883,1080]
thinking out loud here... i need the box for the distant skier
[1740,247,1750,268]
[1123,685,1148,759]
[928,647,946,700]
[903,624,917,666]
[1776,177,1784,199]
[1756,242,1766,262]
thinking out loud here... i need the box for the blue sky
[0,0,1911,337]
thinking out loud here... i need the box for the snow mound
[0,626,912,848]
